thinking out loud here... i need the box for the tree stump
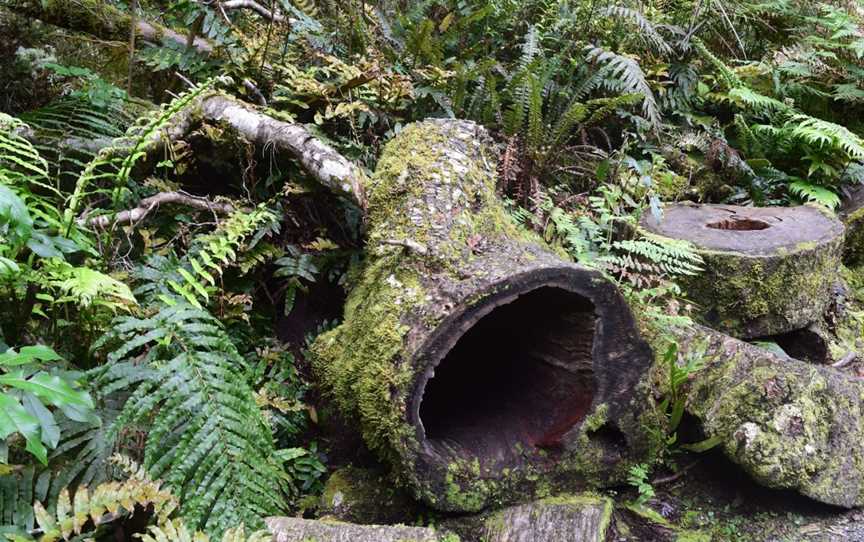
[311,119,655,512]
[640,203,844,338]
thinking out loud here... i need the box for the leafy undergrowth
[2,0,864,538]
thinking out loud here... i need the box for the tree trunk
[311,119,655,512]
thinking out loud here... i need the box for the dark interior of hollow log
[418,287,596,468]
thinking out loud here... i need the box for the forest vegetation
[1,0,864,540]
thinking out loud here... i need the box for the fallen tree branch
[80,191,235,227]
[221,0,284,22]
[832,351,858,369]
[197,94,368,209]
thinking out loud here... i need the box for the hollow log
[311,119,655,512]
[641,203,844,339]
[671,323,864,507]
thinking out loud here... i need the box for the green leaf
[0,394,46,464]
[681,435,724,453]
[0,371,94,408]
[0,345,62,366]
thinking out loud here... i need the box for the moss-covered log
[641,203,844,339]
[669,324,864,507]
[311,119,656,512]
[265,517,449,542]
[482,495,613,542]
[4,0,213,54]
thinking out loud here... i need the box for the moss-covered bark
[311,119,655,512]
[5,0,213,54]
[666,324,864,507]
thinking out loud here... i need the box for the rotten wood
[311,119,654,512]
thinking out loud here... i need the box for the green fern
[85,303,289,535]
[585,47,662,128]
[64,78,220,233]
[788,180,841,209]
[162,205,278,308]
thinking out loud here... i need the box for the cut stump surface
[641,203,844,338]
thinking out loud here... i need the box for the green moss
[675,530,712,542]
[844,205,864,265]
[310,252,424,463]
[679,236,842,337]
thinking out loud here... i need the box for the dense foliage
[1,0,863,537]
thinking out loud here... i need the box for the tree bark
[221,0,284,22]
[672,323,864,507]
[482,496,613,542]
[266,517,448,542]
[310,119,655,512]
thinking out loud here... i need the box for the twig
[221,0,285,22]
[80,191,235,228]
[651,459,701,486]
[242,78,267,106]
[832,351,857,369]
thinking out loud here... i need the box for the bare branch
[198,94,368,209]
[221,0,284,22]
[81,191,235,228]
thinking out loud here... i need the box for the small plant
[627,463,656,506]
[0,345,96,465]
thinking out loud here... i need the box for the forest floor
[620,450,864,541]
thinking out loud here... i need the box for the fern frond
[89,303,289,535]
[64,78,220,233]
[585,47,662,128]
[788,114,864,160]
[603,6,672,55]
[788,180,841,209]
[30,455,177,542]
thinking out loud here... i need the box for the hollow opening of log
[759,328,829,365]
[418,287,596,467]
[706,218,770,231]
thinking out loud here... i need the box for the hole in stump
[706,218,771,231]
[418,287,596,467]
